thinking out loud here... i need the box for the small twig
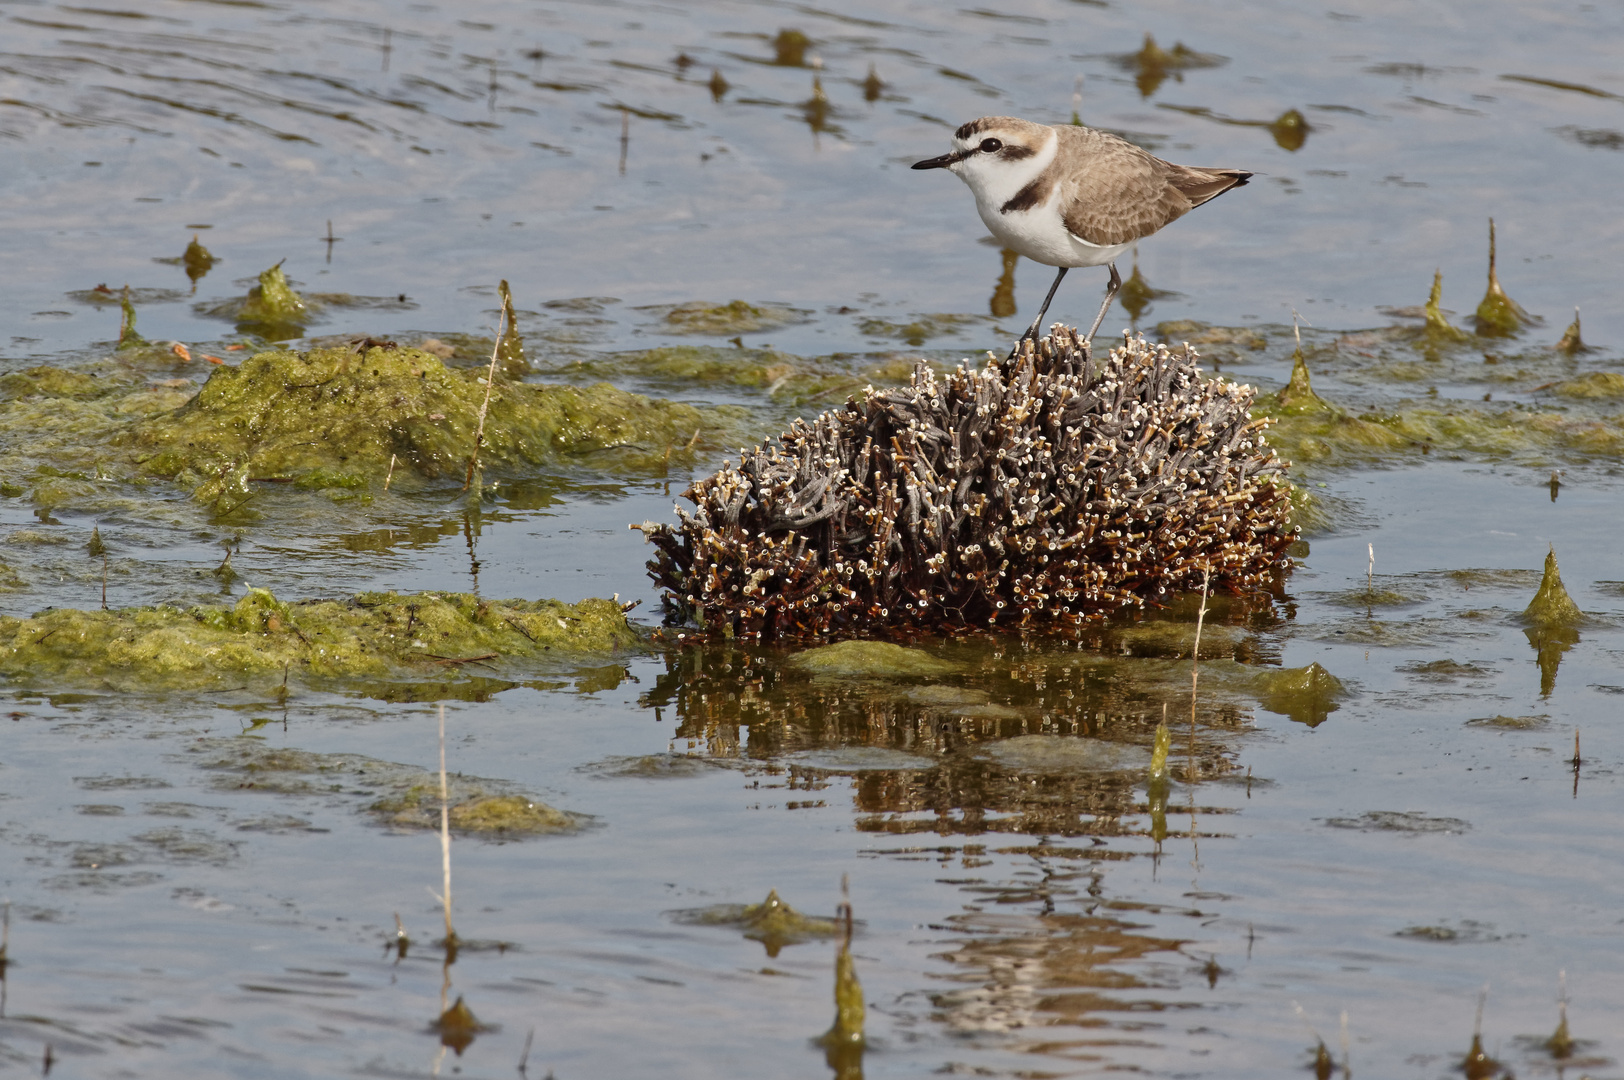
[502,616,536,642]
[462,301,506,494]
[518,1027,535,1078]
[619,106,630,175]
[437,704,456,947]
[1188,566,1210,781]
[425,653,499,666]
[384,453,397,492]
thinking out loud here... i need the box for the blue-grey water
[2,0,1622,1077]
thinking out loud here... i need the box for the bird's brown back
[1050,124,1249,247]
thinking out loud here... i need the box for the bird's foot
[1006,327,1039,362]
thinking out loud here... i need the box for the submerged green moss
[789,640,961,679]
[0,588,639,692]
[122,345,732,504]
[0,366,116,402]
[857,313,982,346]
[655,299,807,336]
[1552,371,1624,399]
[1258,393,1624,468]
[192,737,588,835]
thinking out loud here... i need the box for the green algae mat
[0,588,640,693]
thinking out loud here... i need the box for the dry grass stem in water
[462,293,507,494]
[640,327,1295,638]
[437,703,457,948]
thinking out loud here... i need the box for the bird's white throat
[949,127,1057,212]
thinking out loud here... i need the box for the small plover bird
[913,116,1250,349]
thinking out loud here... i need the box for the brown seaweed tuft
[637,327,1296,638]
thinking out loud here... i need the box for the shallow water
[2,0,1623,1077]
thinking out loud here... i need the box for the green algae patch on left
[0,589,641,694]
[121,345,735,502]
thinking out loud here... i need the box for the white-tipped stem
[1367,543,1374,593]
[439,703,454,944]
[1188,566,1211,780]
[384,453,397,492]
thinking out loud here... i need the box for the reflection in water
[1116,252,1180,324]
[434,994,482,1057]
[804,66,833,138]
[818,893,865,1080]
[933,905,1185,1040]
[989,248,1019,319]
[773,29,813,68]
[643,635,1259,836]
[1158,103,1312,151]
[1526,622,1578,697]
[1112,34,1227,99]
[1521,549,1585,697]
[862,65,885,104]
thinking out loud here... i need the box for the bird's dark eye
[979,137,1003,153]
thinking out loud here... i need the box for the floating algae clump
[123,344,729,504]
[1522,548,1583,627]
[1253,662,1346,727]
[183,235,217,285]
[1555,307,1588,354]
[638,327,1296,637]
[670,888,841,957]
[1474,219,1535,337]
[0,588,639,692]
[230,261,310,339]
[1275,349,1331,414]
[1423,269,1470,343]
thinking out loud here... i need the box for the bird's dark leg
[1009,266,1068,359]
[1082,262,1123,345]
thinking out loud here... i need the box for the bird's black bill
[911,150,968,170]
